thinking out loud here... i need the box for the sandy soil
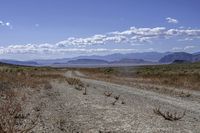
[27,70,200,133]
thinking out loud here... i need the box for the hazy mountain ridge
[0,59,39,66]
[66,59,109,64]
[71,52,169,62]
[159,52,200,63]
[1,52,200,66]
[110,58,154,64]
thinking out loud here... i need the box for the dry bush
[153,107,185,121]
[0,68,67,90]
[0,89,38,133]
[111,100,118,106]
[121,101,125,104]
[104,91,112,97]
[112,95,120,105]
[114,95,120,100]
[80,63,200,91]
[178,91,191,98]
[66,78,85,92]
[65,77,84,87]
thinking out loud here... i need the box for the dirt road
[60,71,200,132]
[29,70,200,133]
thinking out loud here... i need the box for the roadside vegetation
[0,64,86,132]
[0,62,199,132]
[80,62,200,90]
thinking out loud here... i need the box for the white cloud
[0,45,137,55]
[57,27,200,47]
[184,45,195,50]
[1,26,200,55]
[5,22,10,26]
[0,21,4,26]
[172,45,196,51]
[0,20,12,28]
[172,47,182,51]
[166,17,179,24]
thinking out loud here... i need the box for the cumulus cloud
[0,20,12,28]
[57,27,200,47]
[1,26,200,55]
[0,44,137,55]
[166,17,178,24]
[172,45,196,51]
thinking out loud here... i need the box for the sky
[0,0,200,60]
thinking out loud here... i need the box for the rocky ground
[18,70,200,133]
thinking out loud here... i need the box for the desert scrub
[153,107,185,121]
[65,77,84,87]
[0,89,39,133]
[103,67,115,74]
[80,63,200,90]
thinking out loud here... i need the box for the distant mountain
[110,58,154,64]
[193,54,200,62]
[193,52,200,55]
[0,60,39,66]
[52,58,155,67]
[2,51,199,66]
[66,59,109,65]
[30,52,168,66]
[172,60,191,64]
[159,52,200,63]
[71,52,169,62]
[32,58,70,65]
[0,61,15,66]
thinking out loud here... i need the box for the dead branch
[153,107,185,121]
[104,91,112,97]
[83,88,87,95]
[114,95,120,100]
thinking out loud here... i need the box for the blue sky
[0,0,200,60]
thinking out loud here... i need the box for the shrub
[0,89,38,133]
[104,91,112,97]
[153,107,185,121]
[66,78,84,87]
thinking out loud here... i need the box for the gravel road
[29,70,200,133]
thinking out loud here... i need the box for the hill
[193,54,200,62]
[33,52,169,65]
[159,52,194,63]
[0,60,39,66]
[66,59,109,65]
[110,58,154,64]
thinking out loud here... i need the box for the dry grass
[0,66,68,133]
[0,66,68,90]
[0,89,39,133]
[80,63,200,91]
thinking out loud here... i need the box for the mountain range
[0,51,200,67]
